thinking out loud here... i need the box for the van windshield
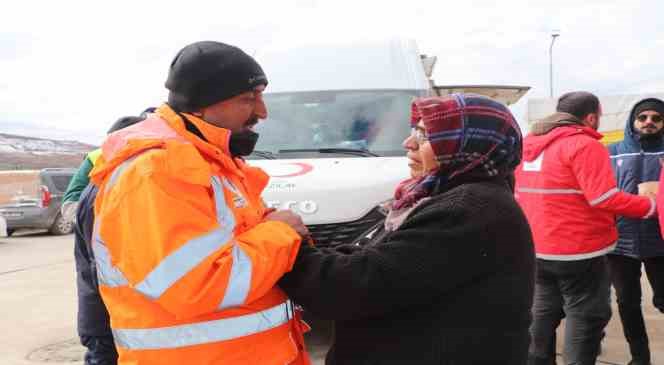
[251,89,424,159]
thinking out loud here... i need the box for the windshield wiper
[249,150,277,159]
[277,148,380,157]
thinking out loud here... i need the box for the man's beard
[243,116,259,131]
[637,127,663,142]
[229,117,260,156]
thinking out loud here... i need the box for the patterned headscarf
[392,93,522,210]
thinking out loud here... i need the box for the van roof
[257,39,430,93]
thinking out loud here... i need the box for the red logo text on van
[269,163,314,178]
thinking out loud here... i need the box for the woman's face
[402,120,439,176]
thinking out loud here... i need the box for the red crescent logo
[270,162,314,178]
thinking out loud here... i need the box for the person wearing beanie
[86,41,311,365]
[607,97,664,365]
[279,94,535,364]
[61,110,151,365]
[515,91,656,365]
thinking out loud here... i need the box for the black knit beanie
[165,41,267,112]
[634,99,664,117]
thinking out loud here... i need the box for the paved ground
[0,231,661,364]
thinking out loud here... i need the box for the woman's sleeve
[279,200,496,321]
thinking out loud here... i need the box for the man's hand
[264,210,310,237]
[638,181,659,199]
[643,191,658,200]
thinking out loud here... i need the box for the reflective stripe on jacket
[89,104,309,364]
[515,125,654,260]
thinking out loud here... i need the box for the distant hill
[0,133,97,170]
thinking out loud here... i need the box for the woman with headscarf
[279,94,535,365]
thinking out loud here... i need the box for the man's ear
[589,113,597,124]
[580,114,591,126]
[582,113,598,129]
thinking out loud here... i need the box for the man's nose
[255,96,267,119]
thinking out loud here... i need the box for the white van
[249,39,529,246]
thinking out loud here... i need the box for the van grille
[307,207,385,247]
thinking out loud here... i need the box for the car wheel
[6,229,14,237]
[49,213,73,235]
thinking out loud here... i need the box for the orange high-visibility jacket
[89,104,310,365]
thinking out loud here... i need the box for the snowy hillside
[0,133,96,155]
[0,133,96,170]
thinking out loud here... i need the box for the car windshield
[251,89,424,159]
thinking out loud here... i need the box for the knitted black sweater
[279,176,535,365]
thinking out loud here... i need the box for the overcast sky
[2,0,663,144]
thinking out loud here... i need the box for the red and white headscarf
[392,94,522,210]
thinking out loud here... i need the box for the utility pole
[549,30,560,98]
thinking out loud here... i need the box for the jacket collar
[522,125,602,162]
[156,104,246,176]
[530,112,584,136]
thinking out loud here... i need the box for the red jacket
[515,124,655,260]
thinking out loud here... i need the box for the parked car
[0,168,76,236]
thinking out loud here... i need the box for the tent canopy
[434,85,531,105]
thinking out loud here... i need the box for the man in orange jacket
[89,41,311,365]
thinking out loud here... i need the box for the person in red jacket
[515,91,656,365]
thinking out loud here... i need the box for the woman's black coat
[279,176,535,365]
